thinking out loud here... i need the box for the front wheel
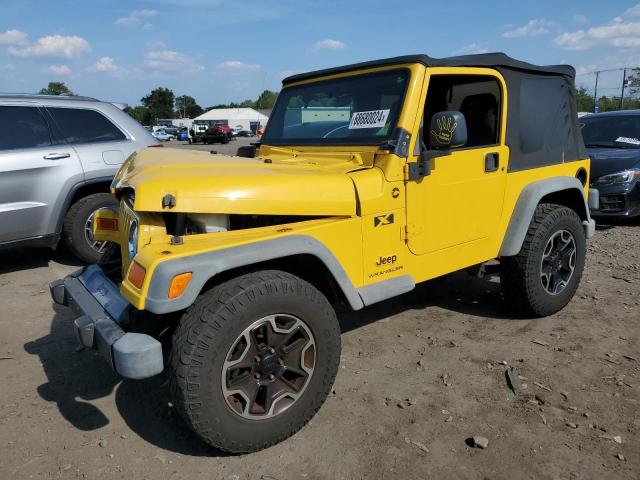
[500,203,586,317]
[169,270,341,453]
[63,193,117,263]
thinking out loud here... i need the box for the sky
[1,0,639,108]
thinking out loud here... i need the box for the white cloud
[115,9,158,27]
[144,49,203,74]
[216,60,261,73]
[625,4,640,17]
[0,29,28,46]
[91,56,125,75]
[502,19,554,38]
[554,6,640,50]
[47,64,71,75]
[8,34,90,58]
[311,39,346,51]
[455,43,489,55]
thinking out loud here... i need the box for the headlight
[127,218,139,260]
[592,168,640,186]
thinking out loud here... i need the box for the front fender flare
[144,235,365,314]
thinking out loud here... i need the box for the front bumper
[589,182,640,218]
[50,265,163,380]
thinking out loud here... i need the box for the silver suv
[0,94,159,262]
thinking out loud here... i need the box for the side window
[424,75,502,149]
[0,106,52,150]
[47,107,126,144]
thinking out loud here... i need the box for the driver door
[405,70,508,256]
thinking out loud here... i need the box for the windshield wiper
[584,142,624,149]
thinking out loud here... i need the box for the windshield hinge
[378,128,411,158]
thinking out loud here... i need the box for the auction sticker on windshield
[349,109,390,129]
[616,136,640,145]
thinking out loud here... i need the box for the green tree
[141,87,175,124]
[175,95,204,118]
[575,86,594,112]
[255,90,278,109]
[123,105,149,125]
[39,81,74,95]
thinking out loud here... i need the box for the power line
[576,66,636,76]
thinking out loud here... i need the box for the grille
[599,194,625,213]
[118,199,138,272]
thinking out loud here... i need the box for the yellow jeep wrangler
[51,53,597,453]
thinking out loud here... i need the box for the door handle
[43,153,71,160]
[484,152,499,172]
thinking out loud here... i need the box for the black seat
[459,93,498,147]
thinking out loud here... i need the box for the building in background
[194,108,269,133]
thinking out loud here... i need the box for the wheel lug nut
[277,357,284,366]
[268,347,275,354]
[254,355,261,363]
[254,372,261,379]
[268,373,275,381]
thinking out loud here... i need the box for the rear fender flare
[499,177,592,257]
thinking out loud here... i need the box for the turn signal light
[128,262,146,289]
[168,272,192,299]
[96,217,118,231]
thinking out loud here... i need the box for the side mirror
[429,111,467,150]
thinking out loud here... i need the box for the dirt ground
[1,181,638,479]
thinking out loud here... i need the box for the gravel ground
[0,179,638,479]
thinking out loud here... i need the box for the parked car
[200,126,229,144]
[152,130,174,141]
[177,128,190,142]
[581,110,640,218]
[235,130,254,137]
[52,53,595,453]
[0,93,160,262]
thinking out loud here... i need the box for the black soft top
[282,52,585,172]
[282,53,575,85]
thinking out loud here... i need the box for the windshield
[580,114,640,149]
[262,69,409,146]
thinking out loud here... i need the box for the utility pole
[593,71,599,113]
[619,68,627,110]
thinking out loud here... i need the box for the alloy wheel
[221,314,316,419]
[540,229,577,295]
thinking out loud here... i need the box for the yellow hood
[113,147,364,216]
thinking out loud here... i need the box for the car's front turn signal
[128,262,146,289]
[168,272,192,299]
[96,217,118,231]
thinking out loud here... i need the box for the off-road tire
[168,270,341,453]
[500,203,586,317]
[63,193,117,264]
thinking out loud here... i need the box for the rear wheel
[63,193,117,264]
[169,270,341,453]
[500,204,586,317]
